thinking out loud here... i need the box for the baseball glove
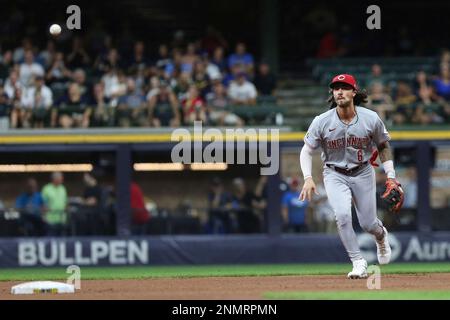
[381,178,404,213]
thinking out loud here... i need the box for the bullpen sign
[1,234,450,267]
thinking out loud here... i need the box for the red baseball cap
[329,74,358,90]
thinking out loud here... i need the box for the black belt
[326,161,368,176]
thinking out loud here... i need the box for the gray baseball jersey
[304,106,390,169]
[303,105,389,265]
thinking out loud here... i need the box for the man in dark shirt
[207,177,234,234]
[254,62,277,96]
[230,178,261,234]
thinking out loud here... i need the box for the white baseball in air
[49,24,62,35]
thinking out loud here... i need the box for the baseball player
[299,74,404,279]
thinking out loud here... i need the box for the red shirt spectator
[316,32,338,58]
[182,85,207,124]
[131,182,150,224]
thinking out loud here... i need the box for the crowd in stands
[365,51,450,126]
[0,34,278,129]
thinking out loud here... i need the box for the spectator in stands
[367,82,394,121]
[228,42,254,77]
[101,62,119,101]
[192,61,211,98]
[207,177,234,234]
[19,50,44,87]
[230,177,261,234]
[66,36,91,69]
[4,70,23,100]
[164,49,184,79]
[72,69,90,98]
[202,54,222,82]
[15,178,46,236]
[116,78,147,127]
[13,37,33,63]
[412,71,432,98]
[52,83,90,128]
[42,172,68,236]
[0,50,13,82]
[212,46,227,74]
[127,40,148,74]
[206,82,243,126]
[440,49,450,65]
[45,52,72,88]
[228,72,257,105]
[109,70,128,107]
[182,85,207,124]
[95,48,121,76]
[0,87,11,130]
[90,82,113,127]
[222,63,245,88]
[155,44,171,71]
[182,43,200,75]
[22,76,53,128]
[254,62,277,96]
[133,65,147,96]
[316,31,339,58]
[38,40,57,69]
[148,80,180,127]
[412,82,448,124]
[9,86,27,128]
[366,64,387,89]
[91,33,113,60]
[101,64,119,99]
[392,80,417,125]
[172,72,191,102]
[281,177,309,233]
[432,63,450,101]
[146,76,160,99]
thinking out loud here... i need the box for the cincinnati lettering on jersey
[326,136,370,149]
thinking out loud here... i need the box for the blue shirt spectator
[282,191,308,225]
[117,78,146,108]
[432,64,450,101]
[117,92,146,109]
[281,178,309,232]
[15,178,45,216]
[228,42,254,75]
[433,79,450,101]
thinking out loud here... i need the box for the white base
[11,281,75,295]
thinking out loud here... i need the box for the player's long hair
[327,89,368,109]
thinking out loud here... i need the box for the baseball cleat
[376,226,392,265]
[347,259,368,279]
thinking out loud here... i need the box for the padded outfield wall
[1,233,450,267]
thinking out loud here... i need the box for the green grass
[265,290,450,300]
[1,263,450,281]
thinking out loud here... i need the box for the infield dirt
[2,273,450,299]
